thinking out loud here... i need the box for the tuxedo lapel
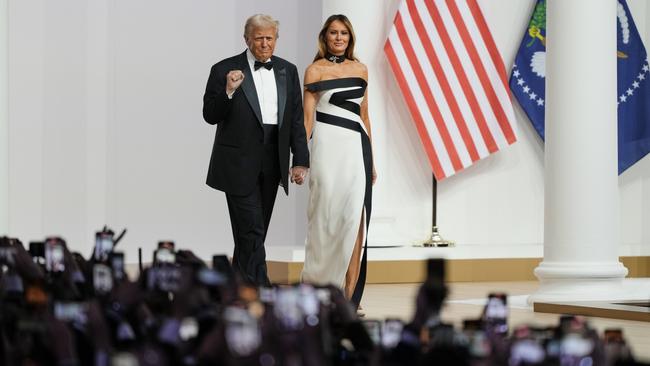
[274,59,287,129]
[239,52,263,126]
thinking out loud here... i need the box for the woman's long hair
[314,14,358,62]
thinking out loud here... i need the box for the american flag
[385,0,517,180]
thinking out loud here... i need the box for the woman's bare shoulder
[304,62,325,84]
[348,61,368,80]
[351,59,367,69]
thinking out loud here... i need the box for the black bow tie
[254,60,273,71]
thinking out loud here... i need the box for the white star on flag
[627,88,634,96]
[529,92,537,100]
[537,98,544,106]
[523,86,530,93]
[633,81,640,88]
[517,78,524,86]
[620,95,628,102]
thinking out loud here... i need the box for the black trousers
[225,137,279,286]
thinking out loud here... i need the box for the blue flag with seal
[510,0,650,174]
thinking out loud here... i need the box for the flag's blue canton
[616,0,650,173]
[510,0,650,174]
[509,0,547,140]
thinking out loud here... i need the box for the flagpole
[433,173,437,226]
[423,173,454,247]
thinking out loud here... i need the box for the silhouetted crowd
[0,230,648,366]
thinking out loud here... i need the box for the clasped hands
[290,166,308,185]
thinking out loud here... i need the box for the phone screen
[94,232,114,261]
[93,264,113,294]
[484,293,508,335]
[0,246,17,267]
[382,319,403,349]
[510,339,545,365]
[54,302,87,323]
[110,252,125,280]
[224,306,261,357]
[154,248,175,264]
[45,241,65,272]
[29,241,46,266]
[485,294,508,319]
[362,319,382,345]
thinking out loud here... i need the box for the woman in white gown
[301,14,376,309]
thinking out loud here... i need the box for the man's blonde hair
[244,14,280,40]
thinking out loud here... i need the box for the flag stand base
[420,226,454,247]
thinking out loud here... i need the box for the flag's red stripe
[385,40,446,180]
[466,0,517,143]
[445,0,515,145]
[407,0,479,163]
[466,0,508,91]
[395,13,464,172]
[424,0,498,154]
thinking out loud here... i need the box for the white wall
[6,0,322,262]
[4,0,650,264]
[0,0,7,235]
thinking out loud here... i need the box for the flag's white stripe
[414,0,489,158]
[436,0,507,148]
[401,4,472,168]
[441,0,509,148]
[456,0,517,142]
[390,29,455,176]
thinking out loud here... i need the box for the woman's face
[325,20,350,56]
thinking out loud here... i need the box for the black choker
[325,53,346,63]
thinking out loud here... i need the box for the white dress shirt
[246,49,278,125]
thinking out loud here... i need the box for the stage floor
[363,280,650,362]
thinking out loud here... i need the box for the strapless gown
[301,77,372,307]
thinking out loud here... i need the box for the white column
[530,0,629,303]
[0,0,8,235]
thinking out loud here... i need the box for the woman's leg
[344,213,365,300]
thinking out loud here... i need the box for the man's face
[246,26,276,62]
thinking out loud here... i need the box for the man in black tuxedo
[202,14,309,286]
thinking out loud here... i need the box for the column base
[529,261,632,304]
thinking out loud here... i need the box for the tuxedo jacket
[202,51,309,196]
